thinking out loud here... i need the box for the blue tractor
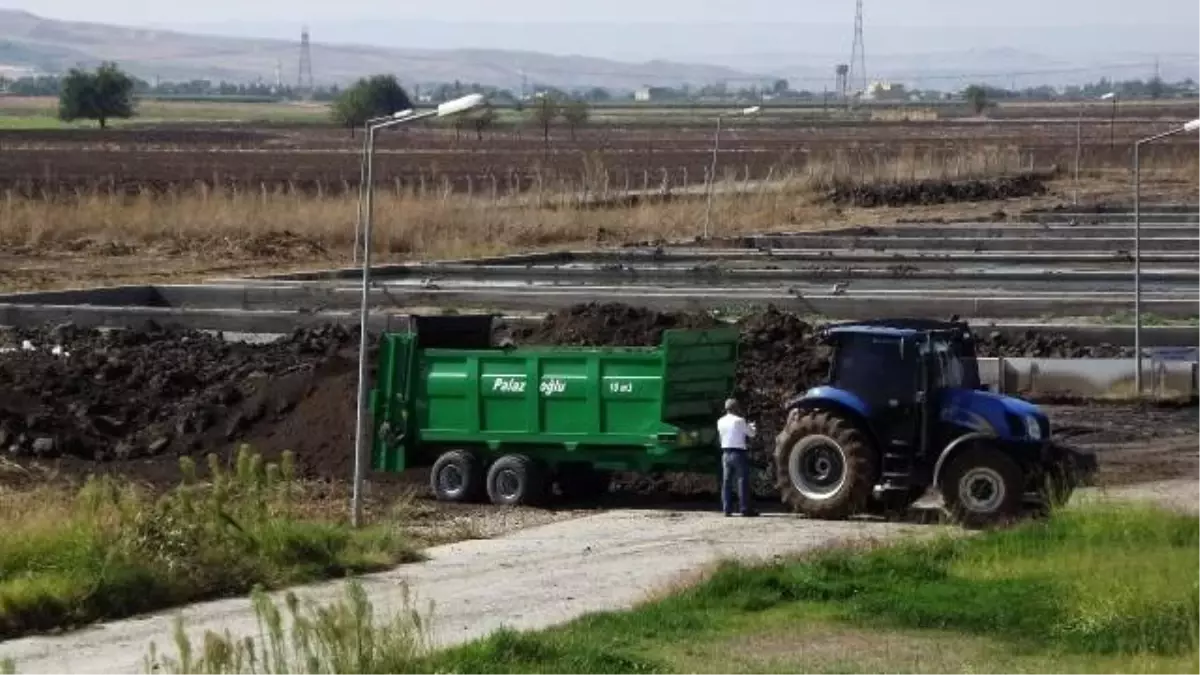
[774,319,1097,527]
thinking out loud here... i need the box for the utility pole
[297,26,314,99]
[848,0,867,96]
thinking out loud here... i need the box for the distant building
[634,86,674,102]
[866,81,908,101]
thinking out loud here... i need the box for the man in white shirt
[717,398,759,517]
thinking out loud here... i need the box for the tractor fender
[932,431,996,489]
[784,395,879,451]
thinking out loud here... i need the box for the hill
[0,9,764,90]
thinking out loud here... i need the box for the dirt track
[0,509,920,674]
[3,476,1196,675]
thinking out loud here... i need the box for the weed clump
[0,447,415,639]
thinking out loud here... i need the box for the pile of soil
[974,330,1131,358]
[0,305,1155,498]
[0,323,362,472]
[826,174,1047,208]
[503,302,721,346]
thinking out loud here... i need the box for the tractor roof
[824,318,972,339]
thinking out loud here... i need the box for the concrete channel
[1,209,1196,347]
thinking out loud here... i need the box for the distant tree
[561,99,590,141]
[473,105,497,141]
[771,78,790,95]
[1148,76,1165,100]
[585,87,612,102]
[58,62,135,129]
[963,84,989,115]
[531,94,561,147]
[330,74,413,135]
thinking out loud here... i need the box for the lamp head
[742,105,762,115]
[1100,92,1116,101]
[1184,119,1200,132]
[437,93,487,117]
[390,109,415,119]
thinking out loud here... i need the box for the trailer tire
[941,445,1023,529]
[774,410,877,520]
[486,454,547,507]
[430,450,485,503]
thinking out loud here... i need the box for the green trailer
[370,315,739,505]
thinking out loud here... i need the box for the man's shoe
[741,510,761,518]
[724,512,733,517]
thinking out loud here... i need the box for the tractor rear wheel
[941,446,1023,528]
[430,449,485,503]
[774,410,878,519]
[486,454,547,507]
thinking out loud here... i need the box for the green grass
[0,448,417,640]
[0,96,329,126]
[136,504,1198,674]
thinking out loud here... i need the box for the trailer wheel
[941,446,1023,529]
[486,454,547,507]
[430,450,485,503]
[774,410,877,520]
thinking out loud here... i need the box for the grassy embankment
[143,504,1198,674]
[0,448,417,643]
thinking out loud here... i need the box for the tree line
[23,62,1200,130]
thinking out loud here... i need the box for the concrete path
[0,510,916,674]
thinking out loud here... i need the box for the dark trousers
[721,448,752,515]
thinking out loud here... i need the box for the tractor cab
[776,319,1095,527]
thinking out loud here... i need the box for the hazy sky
[5,0,1195,26]
[4,0,1198,65]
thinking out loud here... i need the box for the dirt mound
[0,323,360,470]
[974,330,1131,358]
[826,174,1047,208]
[504,302,721,346]
[0,305,1153,500]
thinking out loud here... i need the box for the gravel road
[0,510,918,674]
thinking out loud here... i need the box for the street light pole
[1108,94,1118,149]
[1131,118,1200,397]
[702,105,761,240]
[354,112,413,265]
[1075,93,1116,206]
[1073,104,1083,206]
[350,94,487,527]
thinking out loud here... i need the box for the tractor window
[920,338,980,389]
[832,335,917,401]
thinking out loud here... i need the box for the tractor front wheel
[774,410,878,519]
[941,446,1023,528]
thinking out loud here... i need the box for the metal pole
[351,123,378,528]
[1109,98,1117,149]
[353,124,370,265]
[703,115,723,239]
[1133,140,1142,397]
[1073,104,1083,206]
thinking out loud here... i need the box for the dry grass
[0,147,1032,252]
[0,144,1195,292]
